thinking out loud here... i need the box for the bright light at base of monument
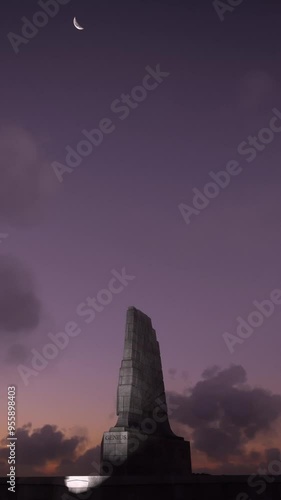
[65,476,90,493]
[65,475,109,493]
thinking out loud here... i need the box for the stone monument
[100,306,192,476]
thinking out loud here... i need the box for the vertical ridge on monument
[100,306,192,476]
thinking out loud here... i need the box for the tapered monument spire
[100,307,192,476]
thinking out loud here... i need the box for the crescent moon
[73,17,84,30]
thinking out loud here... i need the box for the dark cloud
[265,448,281,463]
[201,366,220,380]
[0,255,41,334]
[16,424,86,466]
[0,424,85,474]
[195,447,281,476]
[192,426,241,461]
[0,125,57,226]
[195,461,259,476]
[168,365,281,464]
[55,446,101,476]
[0,423,99,477]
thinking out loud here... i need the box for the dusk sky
[1,0,281,477]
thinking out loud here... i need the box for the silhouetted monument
[100,306,192,476]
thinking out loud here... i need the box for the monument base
[100,429,191,476]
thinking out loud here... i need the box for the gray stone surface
[100,307,192,476]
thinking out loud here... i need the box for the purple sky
[1,0,281,476]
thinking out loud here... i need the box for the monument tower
[100,306,192,476]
